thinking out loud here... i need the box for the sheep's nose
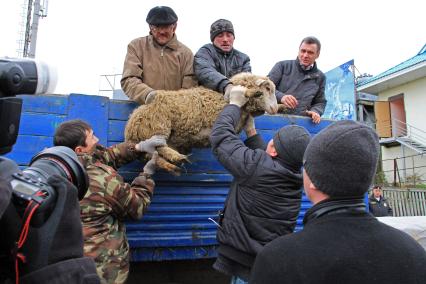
[267,105,278,114]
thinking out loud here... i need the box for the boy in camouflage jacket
[54,119,165,284]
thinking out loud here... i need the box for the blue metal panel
[19,113,66,136]
[18,94,68,114]
[6,135,53,165]
[67,93,110,145]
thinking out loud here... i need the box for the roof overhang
[357,61,426,94]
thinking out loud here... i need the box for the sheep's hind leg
[156,156,181,176]
[157,146,190,165]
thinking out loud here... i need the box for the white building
[357,44,426,187]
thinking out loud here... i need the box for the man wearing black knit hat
[195,19,254,138]
[121,6,197,105]
[250,120,426,284]
[210,86,311,283]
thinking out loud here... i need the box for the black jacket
[250,198,426,284]
[194,43,251,93]
[210,105,303,281]
[369,195,393,217]
[268,58,326,115]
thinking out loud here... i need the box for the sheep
[124,72,278,175]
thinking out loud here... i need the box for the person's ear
[75,146,83,154]
[269,147,278,157]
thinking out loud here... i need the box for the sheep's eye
[265,87,271,92]
[253,91,263,98]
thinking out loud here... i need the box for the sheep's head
[230,73,278,115]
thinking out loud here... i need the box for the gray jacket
[268,58,327,115]
[194,43,251,93]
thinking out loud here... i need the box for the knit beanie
[146,6,178,26]
[273,125,311,171]
[303,120,379,197]
[210,19,234,42]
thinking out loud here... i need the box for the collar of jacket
[212,43,234,56]
[77,143,106,167]
[303,197,366,225]
[274,155,302,173]
[149,34,179,51]
[295,57,318,74]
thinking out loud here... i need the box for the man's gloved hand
[224,84,233,101]
[145,90,157,104]
[143,151,159,176]
[135,135,167,154]
[229,85,248,107]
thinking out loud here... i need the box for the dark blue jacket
[369,195,393,217]
[194,44,251,93]
[209,105,303,280]
[268,58,326,115]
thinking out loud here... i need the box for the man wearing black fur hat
[209,86,311,283]
[121,6,197,105]
[250,120,426,284]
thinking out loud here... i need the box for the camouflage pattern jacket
[78,142,154,284]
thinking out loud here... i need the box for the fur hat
[146,6,178,26]
[303,120,379,197]
[210,19,234,42]
[273,125,311,171]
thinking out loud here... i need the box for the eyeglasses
[150,24,175,32]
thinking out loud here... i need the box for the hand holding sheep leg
[244,115,257,137]
[143,151,159,176]
[224,84,233,101]
[136,135,167,154]
[229,85,248,107]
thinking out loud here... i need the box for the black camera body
[0,57,88,218]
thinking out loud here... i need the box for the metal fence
[381,153,426,187]
[381,188,426,216]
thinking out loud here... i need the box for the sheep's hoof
[157,156,182,176]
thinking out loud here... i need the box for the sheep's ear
[255,79,266,86]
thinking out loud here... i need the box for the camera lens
[24,146,89,200]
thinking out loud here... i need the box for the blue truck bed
[6,93,333,262]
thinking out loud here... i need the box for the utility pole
[21,0,48,58]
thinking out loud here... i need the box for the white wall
[378,76,426,185]
[378,77,426,131]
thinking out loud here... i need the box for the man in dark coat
[250,120,426,284]
[209,86,311,283]
[194,19,251,95]
[268,36,327,124]
[369,185,393,216]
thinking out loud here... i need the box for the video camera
[0,57,88,220]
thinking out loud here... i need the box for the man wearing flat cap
[209,86,311,283]
[121,6,197,105]
[251,120,426,284]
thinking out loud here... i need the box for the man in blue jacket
[210,86,311,283]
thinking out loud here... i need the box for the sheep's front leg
[157,146,190,164]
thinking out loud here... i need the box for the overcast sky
[1,0,425,96]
